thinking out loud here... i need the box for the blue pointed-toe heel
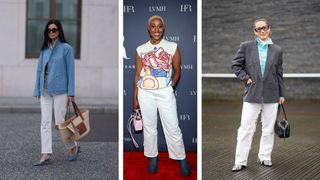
[34,154,53,166]
[68,146,81,161]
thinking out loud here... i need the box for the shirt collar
[256,37,273,46]
[148,38,164,47]
[48,39,61,49]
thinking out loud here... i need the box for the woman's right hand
[133,52,142,111]
[133,98,140,111]
[33,96,40,100]
[246,78,253,85]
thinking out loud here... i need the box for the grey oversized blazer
[231,40,285,103]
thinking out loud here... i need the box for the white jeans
[234,102,278,166]
[40,90,76,154]
[138,86,186,160]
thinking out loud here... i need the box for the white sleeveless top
[136,39,177,89]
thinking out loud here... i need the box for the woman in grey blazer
[231,18,285,172]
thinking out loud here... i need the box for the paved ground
[202,100,320,180]
[0,109,118,180]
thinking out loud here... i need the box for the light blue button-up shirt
[256,38,273,78]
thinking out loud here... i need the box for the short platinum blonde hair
[148,15,165,26]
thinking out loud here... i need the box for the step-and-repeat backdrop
[123,0,197,152]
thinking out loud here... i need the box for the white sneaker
[259,160,272,167]
[232,164,246,172]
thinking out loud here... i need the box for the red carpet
[124,152,197,180]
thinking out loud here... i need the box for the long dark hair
[41,19,67,50]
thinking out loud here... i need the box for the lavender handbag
[127,109,143,148]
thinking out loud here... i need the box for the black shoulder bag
[274,104,290,138]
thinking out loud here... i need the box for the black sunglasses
[254,26,269,32]
[48,28,58,33]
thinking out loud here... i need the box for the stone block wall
[202,0,320,99]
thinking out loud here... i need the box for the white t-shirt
[136,39,177,89]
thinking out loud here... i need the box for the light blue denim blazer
[33,40,75,97]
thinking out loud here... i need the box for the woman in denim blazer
[33,19,79,166]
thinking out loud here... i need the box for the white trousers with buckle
[40,90,76,154]
[234,102,278,166]
[138,86,186,160]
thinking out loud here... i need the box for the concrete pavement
[202,100,320,180]
[0,104,118,179]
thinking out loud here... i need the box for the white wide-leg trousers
[235,102,278,166]
[40,90,76,154]
[138,86,186,160]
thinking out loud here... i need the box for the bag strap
[66,101,84,134]
[127,111,139,148]
[65,103,79,133]
[72,101,85,121]
[134,109,142,121]
[277,104,288,121]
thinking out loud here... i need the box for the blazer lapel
[263,44,275,80]
[251,41,262,80]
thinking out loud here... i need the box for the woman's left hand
[279,97,285,104]
[68,96,75,104]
